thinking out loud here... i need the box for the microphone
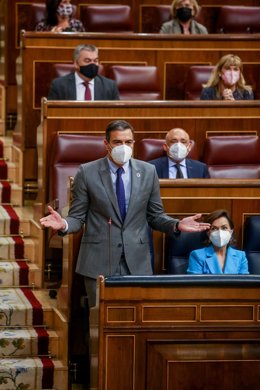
[108,218,112,276]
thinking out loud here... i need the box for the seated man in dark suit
[48,43,120,100]
[149,128,209,178]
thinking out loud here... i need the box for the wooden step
[33,290,68,366]
[0,327,59,358]
[0,137,23,186]
[0,357,68,390]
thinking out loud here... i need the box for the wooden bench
[4,0,260,124]
[14,30,260,185]
[34,99,260,216]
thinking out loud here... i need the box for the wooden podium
[97,275,260,390]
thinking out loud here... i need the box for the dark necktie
[116,167,126,221]
[175,163,184,178]
[83,82,91,100]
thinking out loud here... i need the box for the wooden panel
[106,335,135,390]
[34,99,260,218]
[5,1,260,117]
[15,32,260,158]
[107,306,136,323]
[98,276,260,390]
[148,342,260,390]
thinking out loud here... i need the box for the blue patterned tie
[116,167,126,221]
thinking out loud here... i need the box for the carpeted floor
[0,139,55,389]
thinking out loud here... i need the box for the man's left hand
[178,213,210,232]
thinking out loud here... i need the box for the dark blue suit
[48,72,120,100]
[149,156,209,178]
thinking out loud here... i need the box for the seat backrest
[202,136,260,179]
[80,5,133,33]
[243,216,260,274]
[108,65,161,100]
[141,5,171,33]
[50,134,106,211]
[185,66,214,100]
[216,6,260,33]
[135,138,198,161]
[167,232,206,274]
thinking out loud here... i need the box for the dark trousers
[84,254,130,308]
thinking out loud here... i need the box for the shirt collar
[107,157,130,174]
[75,71,95,86]
[168,157,187,168]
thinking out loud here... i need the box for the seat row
[23,4,260,34]
[49,134,260,214]
[36,62,260,105]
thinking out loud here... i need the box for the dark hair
[46,0,62,26]
[205,209,236,246]
[105,120,134,142]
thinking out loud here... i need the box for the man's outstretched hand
[178,213,210,232]
[40,205,66,231]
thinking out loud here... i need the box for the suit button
[118,243,122,248]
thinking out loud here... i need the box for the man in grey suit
[40,120,210,306]
[47,44,120,100]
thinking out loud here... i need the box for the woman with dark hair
[187,209,249,274]
[35,0,85,32]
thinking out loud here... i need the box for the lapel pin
[137,173,141,177]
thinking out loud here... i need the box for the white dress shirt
[75,72,95,100]
[168,158,188,178]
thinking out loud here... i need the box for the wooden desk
[15,32,260,183]
[35,99,260,208]
[98,275,260,390]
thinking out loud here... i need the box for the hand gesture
[178,214,210,232]
[40,205,66,231]
[222,88,235,101]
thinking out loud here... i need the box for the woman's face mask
[209,229,232,248]
[57,3,73,17]
[221,69,240,87]
[176,7,193,22]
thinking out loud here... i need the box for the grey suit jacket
[65,157,178,278]
[160,18,208,34]
[47,72,120,100]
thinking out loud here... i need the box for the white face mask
[209,230,232,248]
[221,70,240,87]
[111,144,132,165]
[57,4,73,17]
[169,142,188,161]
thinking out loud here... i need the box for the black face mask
[79,63,99,79]
[176,7,192,23]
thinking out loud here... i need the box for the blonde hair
[171,0,200,18]
[203,54,252,95]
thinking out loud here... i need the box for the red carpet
[17,260,29,285]
[13,235,25,259]
[0,140,3,158]
[21,287,44,326]
[0,180,11,203]
[3,204,20,234]
[0,160,7,179]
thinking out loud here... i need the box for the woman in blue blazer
[187,209,249,274]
